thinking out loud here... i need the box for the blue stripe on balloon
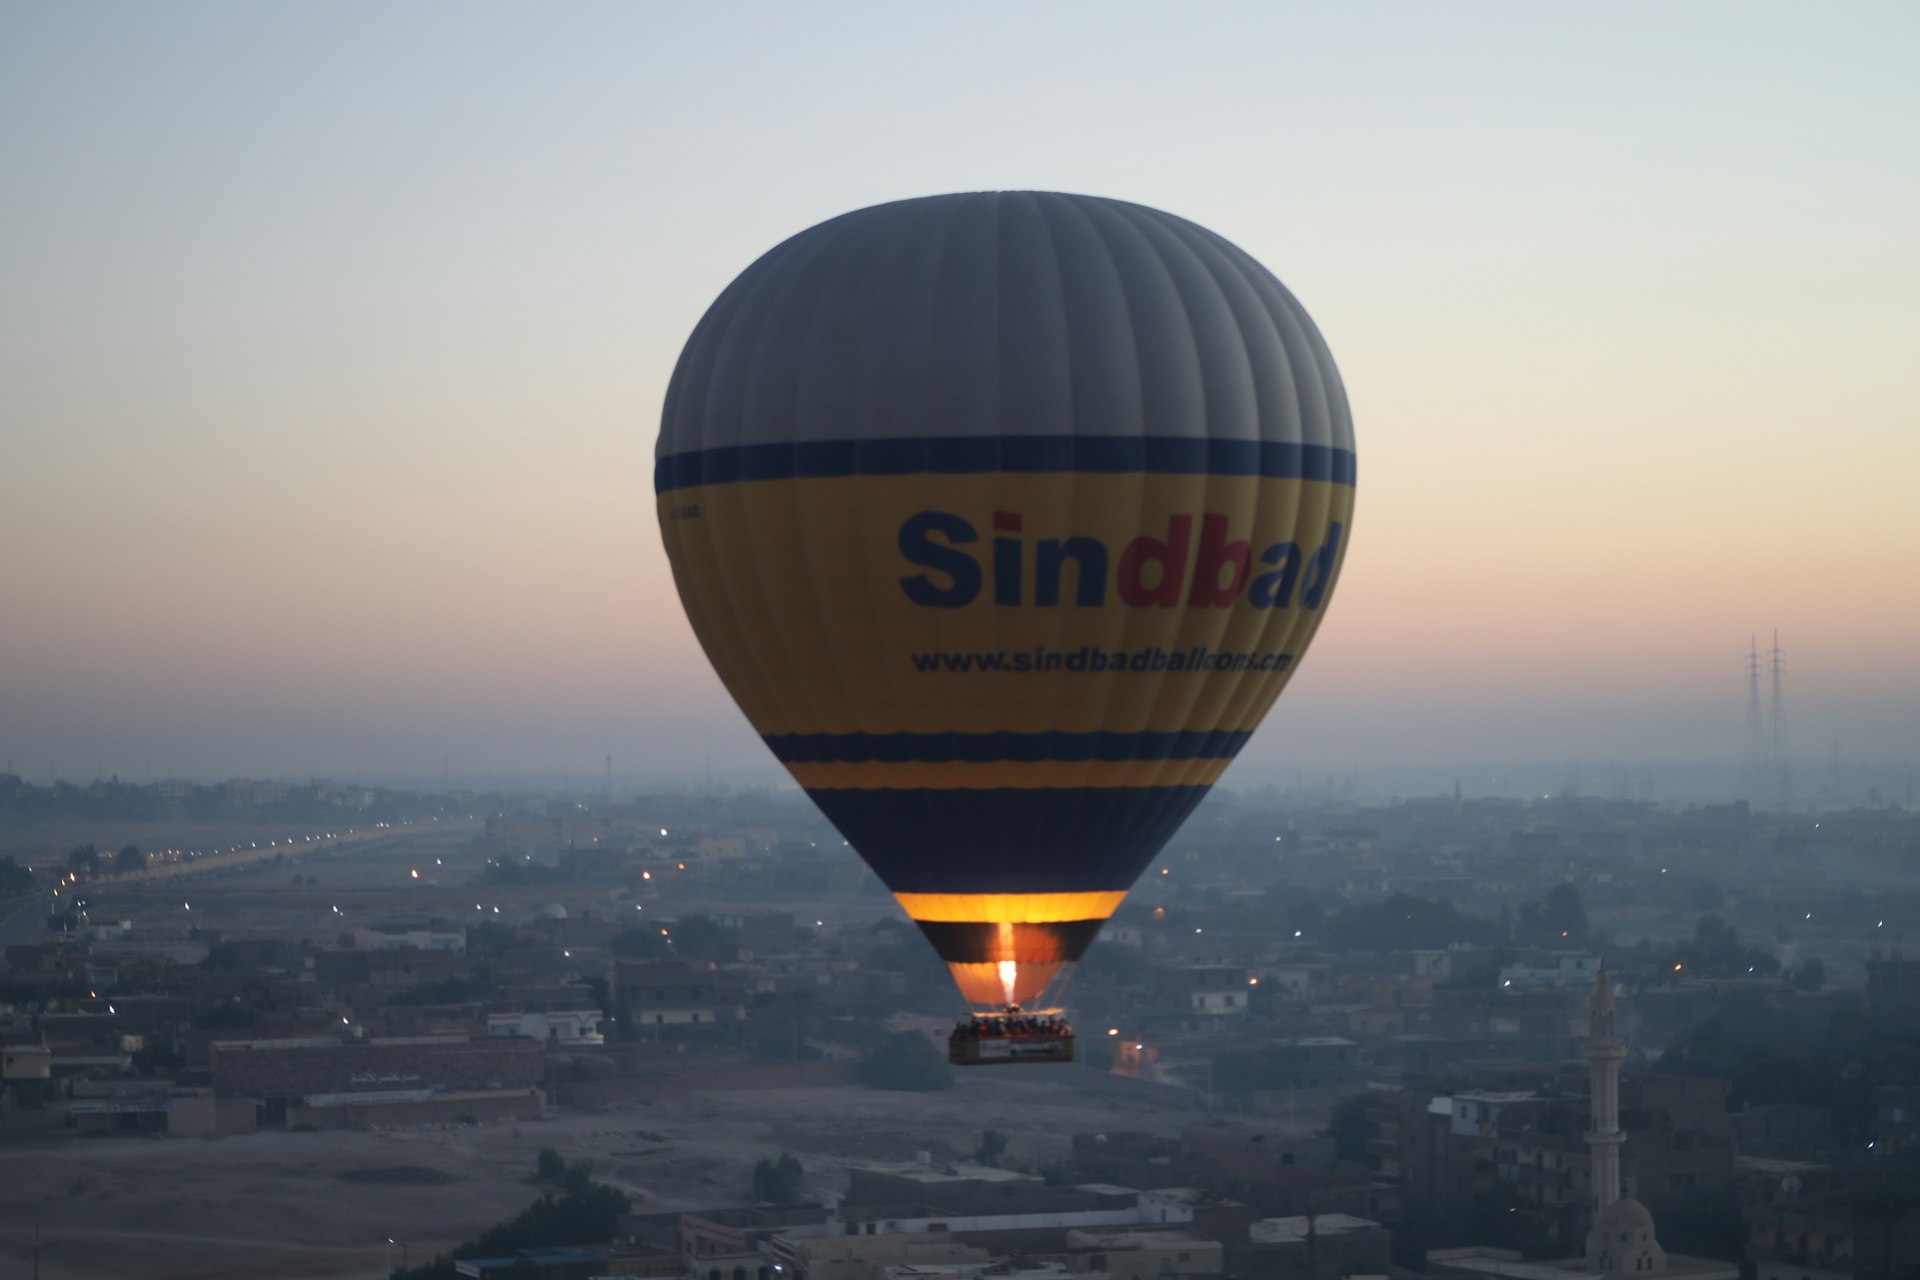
[654,435,1357,494]
[805,784,1212,893]
[765,729,1252,765]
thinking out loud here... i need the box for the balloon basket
[947,1007,1075,1066]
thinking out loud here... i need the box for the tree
[390,1180,630,1280]
[536,1148,567,1184]
[1683,878,1725,912]
[1540,882,1588,939]
[114,844,143,872]
[132,1038,184,1076]
[1793,957,1826,991]
[195,1000,260,1031]
[858,1032,954,1092]
[975,1129,1008,1168]
[0,856,32,897]
[65,844,99,875]
[1517,882,1589,945]
[665,914,743,962]
[1325,893,1503,952]
[751,1153,805,1203]
[1667,915,1777,979]
[607,927,673,960]
[1324,1093,1375,1165]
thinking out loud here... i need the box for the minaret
[1586,964,1625,1213]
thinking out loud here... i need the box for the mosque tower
[1584,965,1667,1278]
[1586,964,1625,1213]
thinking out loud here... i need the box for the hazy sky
[2,3,1916,788]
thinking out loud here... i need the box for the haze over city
[8,11,1920,1280]
[3,2,1915,792]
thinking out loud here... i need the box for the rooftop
[1252,1215,1384,1243]
[1428,1248,1739,1280]
[853,1161,1039,1185]
[1068,1228,1213,1249]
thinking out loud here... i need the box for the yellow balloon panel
[659,471,1353,741]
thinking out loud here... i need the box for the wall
[211,1036,543,1096]
[285,1088,544,1130]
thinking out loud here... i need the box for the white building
[1499,953,1602,989]
[486,1009,604,1044]
[353,926,466,954]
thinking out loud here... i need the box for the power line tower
[1744,636,1765,801]
[1768,630,1791,809]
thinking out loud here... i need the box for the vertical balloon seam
[765,219,883,740]
[855,201,950,743]
[699,223,830,732]
[1056,198,1112,859]
[1123,207,1238,775]
[658,249,770,727]
[1119,203,1225,856]
[1135,209,1275,744]
[845,197,972,905]
[1021,193,1092,786]
[1044,194,1142,807]
[1069,198,1157,801]
[1177,216,1325,741]
[1090,200,1207,848]
[788,217,885,739]
[998,195,1100,938]
[705,223,841,741]
[1227,228,1343,722]
[670,251,793,735]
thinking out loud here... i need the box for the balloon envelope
[657,192,1354,1007]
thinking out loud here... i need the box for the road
[95,820,481,883]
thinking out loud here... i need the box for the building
[1233,1214,1391,1280]
[353,925,466,953]
[67,1079,255,1137]
[612,961,748,1032]
[1500,954,1604,990]
[486,1008,605,1045]
[1063,1226,1221,1280]
[1427,968,1738,1280]
[209,1034,544,1127]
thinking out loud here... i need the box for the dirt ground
[0,1075,1207,1280]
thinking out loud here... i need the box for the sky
[1,2,1916,792]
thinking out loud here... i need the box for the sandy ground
[0,1075,1208,1280]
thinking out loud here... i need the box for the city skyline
[3,3,1916,781]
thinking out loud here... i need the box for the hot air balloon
[657,192,1354,1060]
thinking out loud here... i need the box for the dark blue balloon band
[766,728,1252,766]
[654,435,1357,495]
[804,784,1213,894]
